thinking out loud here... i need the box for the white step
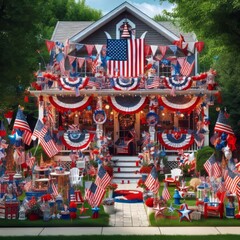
[112,179,139,184]
[114,161,139,167]
[113,167,141,172]
[112,156,139,162]
[114,172,141,178]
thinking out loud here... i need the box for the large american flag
[203,154,222,178]
[224,168,240,195]
[107,38,145,77]
[179,55,195,77]
[32,119,59,157]
[145,167,160,194]
[214,110,234,135]
[95,165,111,189]
[85,182,106,207]
[13,108,32,145]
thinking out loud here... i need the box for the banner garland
[59,77,89,90]
[111,77,140,91]
[108,96,148,114]
[158,96,201,114]
[164,76,192,90]
[158,132,194,150]
[62,131,95,150]
[49,95,92,112]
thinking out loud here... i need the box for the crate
[190,211,201,220]
[5,202,19,220]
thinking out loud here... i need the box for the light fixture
[105,104,110,110]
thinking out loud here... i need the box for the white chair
[69,167,83,187]
[164,168,183,187]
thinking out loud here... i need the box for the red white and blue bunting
[158,96,201,114]
[158,131,194,150]
[62,130,95,150]
[59,77,89,90]
[164,76,192,90]
[49,95,92,112]
[108,96,148,114]
[111,77,140,91]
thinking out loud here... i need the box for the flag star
[146,55,155,65]
[177,203,193,222]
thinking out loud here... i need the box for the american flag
[87,78,101,89]
[26,152,35,169]
[13,108,32,145]
[85,182,106,207]
[214,110,234,135]
[32,119,59,157]
[51,179,59,197]
[107,38,145,77]
[236,182,240,197]
[145,167,160,194]
[162,183,171,201]
[95,165,111,189]
[203,154,222,178]
[179,55,195,76]
[146,76,159,89]
[225,168,240,195]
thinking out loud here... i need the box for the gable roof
[51,1,195,44]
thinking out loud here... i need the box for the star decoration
[153,204,167,219]
[167,203,176,214]
[177,203,193,222]
[146,55,155,65]
[79,204,89,215]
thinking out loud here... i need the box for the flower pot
[28,213,40,221]
[103,204,115,214]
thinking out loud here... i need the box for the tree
[0,0,102,114]
[159,0,240,136]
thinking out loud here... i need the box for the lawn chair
[163,168,183,187]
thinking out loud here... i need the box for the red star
[79,204,89,215]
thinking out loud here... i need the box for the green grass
[0,235,239,240]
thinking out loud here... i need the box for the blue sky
[85,0,173,18]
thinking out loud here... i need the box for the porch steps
[111,156,141,184]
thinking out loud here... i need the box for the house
[31,2,218,183]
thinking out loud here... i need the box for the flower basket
[102,198,115,214]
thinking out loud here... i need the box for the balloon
[221,133,228,140]
[8,134,16,144]
[87,106,92,110]
[220,140,227,147]
[216,143,223,150]
[224,150,232,160]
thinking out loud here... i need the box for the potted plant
[102,198,115,214]
[25,196,43,220]
[106,182,118,198]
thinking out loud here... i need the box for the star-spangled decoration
[79,204,89,215]
[177,203,193,222]
[154,204,167,219]
[167,203,176,214]
[107,39,128,61]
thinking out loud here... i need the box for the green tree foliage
[0,0,102,114]
[159,0,240,136]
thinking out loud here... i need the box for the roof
[51,2,196,43]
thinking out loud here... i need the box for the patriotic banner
[158,131,194,150]
[13,108,32,145]
[32,120,59,158]
[107,38,145,77]
[145,167,160,194]
[49,95,92,112]
[164,76,192,90]
[108,96,148,114]
[158,96,200,114]
[111,77,140,91]
[59,76,89,90]
[85,182,106,207]
[95,165,111,189]
[203,154,222,178]
[62,129,95,150]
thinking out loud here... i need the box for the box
[190,211,201,220]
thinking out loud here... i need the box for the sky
[84,0,174,18]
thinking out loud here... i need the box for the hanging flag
[32,119,59,157]
[95,165,111,189]
[145,167,160,194]
[195,41,204,53]
[159,45,168,57]
[180,55,195,76]
[107,38,145,77]
[45,40,56,52]
[225,168,240,195]
[4,110,14,125]
[85,44,95,56]
[13,108,32,145]
[168,45,178,55]
[51,178,59,197]
[56,52,65,74]
[203,154,222,178]
[85,182,106,207]
[214,110,234,135]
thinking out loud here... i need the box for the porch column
[204,104,209,146]
[96,96,103,148]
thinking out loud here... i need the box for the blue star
[177,203,193,222]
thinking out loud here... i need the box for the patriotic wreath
[93,110,107,125]
[59,77,89,90]
[111,77,140,91]
[164,76,192,90]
